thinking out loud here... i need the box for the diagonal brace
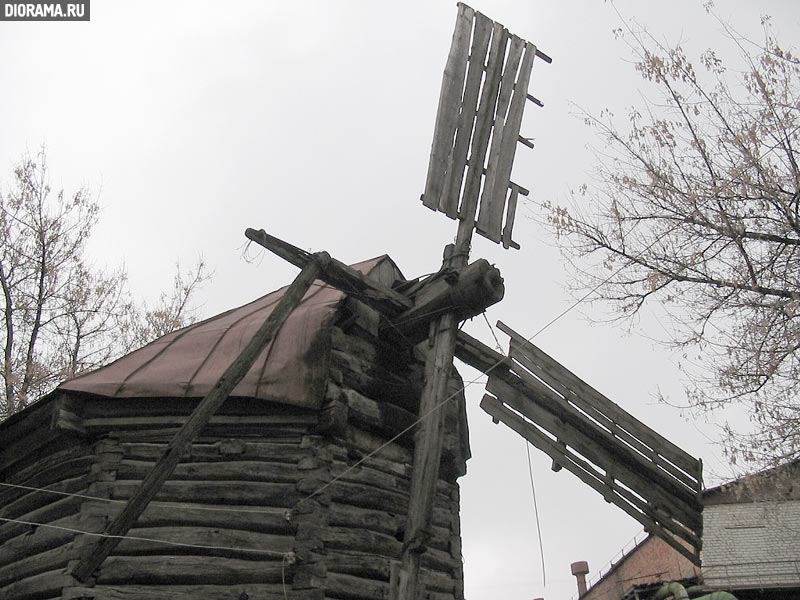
[71,253,329,583]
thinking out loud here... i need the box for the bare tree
[0,149,208,419]
[546,10,800,467]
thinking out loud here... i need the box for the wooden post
[70,254,329,583]
[393,178,477,600]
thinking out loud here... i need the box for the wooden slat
[497,321,702,479]
[439,12,493,219]
[507,348,700,493]
[486,376,702,531]
[422,3,474,211]
[477,42,536,242]
[505,353,700,494]
[456,331,697,497]
[501,186,519,249]
[476,34,524,241]
[458,22,508,225]
[481,395,701,565]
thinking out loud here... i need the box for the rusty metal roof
[59,256,402,409]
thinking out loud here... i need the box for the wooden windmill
[65,4,703,599]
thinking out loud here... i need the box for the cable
[525,439,547,587]
[0,515,287,557]
[0,481,286,516]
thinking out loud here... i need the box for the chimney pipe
[571,561,590,597]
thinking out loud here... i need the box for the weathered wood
[481,394,701,565]
[119,440,310,465]
[0,514,77,566]
[477,41,535,243]
[394,310,460,600]
[477,33,524,241]
[439,11,493,218]
[82,500,293,535]
[71,256,327,583]
[328,571,389,600]
[0,543,70,587]
[497,320,702,479]
[0,475,90,522]
[105,480,302,508]
[486,376,701,530]
[62,584,301,600]
[502,186,520,249]
[115,459,301,484]
[83,413,319,432]
[95,555,287,585]
[50,396,86,437]
[459,22,508,226]
[110,525,294,559]
[245,228,411,316]
[0,569,73,600]
[422,3,474,212]
[385,259,504,343]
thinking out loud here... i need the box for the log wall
[0,322,469,600]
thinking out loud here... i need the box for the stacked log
[0,316,469,600]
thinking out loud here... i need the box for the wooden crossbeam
[454,329,704,565]
[70,255,329,583]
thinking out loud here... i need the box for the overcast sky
[2,1,799,599]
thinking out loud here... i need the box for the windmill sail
[421,3,550,250]
[456,323,704,565]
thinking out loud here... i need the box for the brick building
[573,461,800,600]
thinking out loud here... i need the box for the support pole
[392,203,475,600]
[71,254,329,583]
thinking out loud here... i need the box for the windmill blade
[421,3,551,250]
[455,327,704,566]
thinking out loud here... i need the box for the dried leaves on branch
[547,12,800,466]
[0,149,208,419]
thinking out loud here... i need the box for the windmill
[67,4,703,598]
[247,4,702,596]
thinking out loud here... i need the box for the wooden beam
[497,320,701,479]
[391,311,459,600]
[421,2,474,211]
[385,259,504,344]
[245,228,412,317]
[70,255,329,583]
[481,395,700,566]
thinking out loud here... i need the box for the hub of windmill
[388,258,505,344]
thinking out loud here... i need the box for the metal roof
[58,255,401,409]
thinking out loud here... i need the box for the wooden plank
[95,555,286,586]
[422,3,474,211]
[478,41,535,242]
[486,376,702,531]
[63,584,299,600]
[481,395,701,565]
[71,256,327,583]
[497,320,702,478]
[244,228,412,316]
[393,312,460,600]
[458,22,508,226]
[476,34,524,241]
[507,348,700,492]
[502,186,519,249]
[497,341,701,501]
[439,11,492,218]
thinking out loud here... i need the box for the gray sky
[2,1,798,598]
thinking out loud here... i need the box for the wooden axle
[246,228,505,346]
